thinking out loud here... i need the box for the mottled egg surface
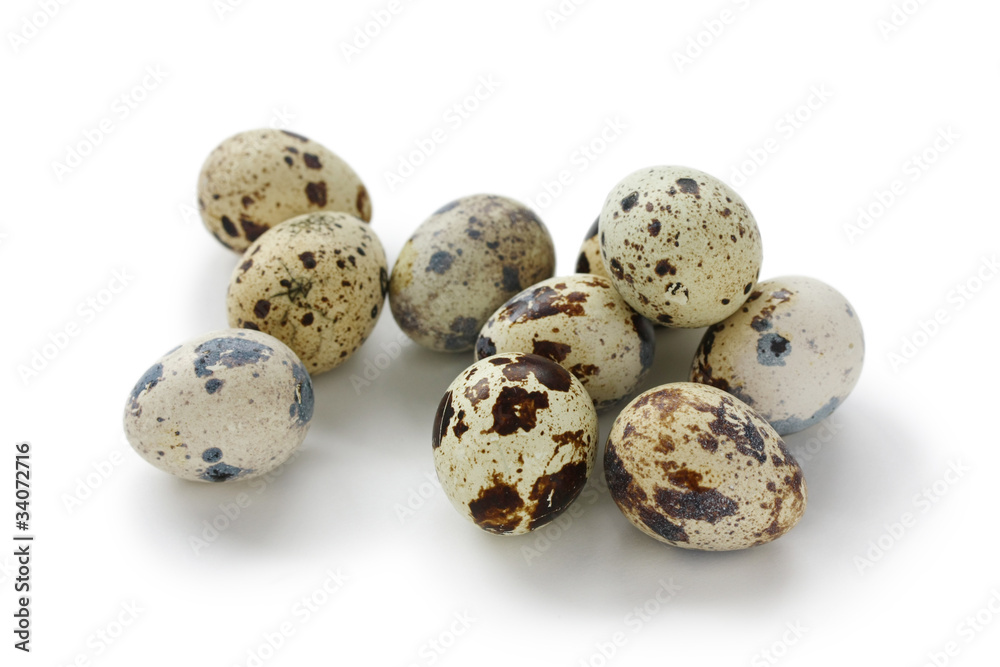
[123,329,313,483]
[198,128,372,252]
[599,166,763,328]
[575,217,609,279]
[475,275,654,410]
[605,382,806,551]
[433,353,599,535]
[227,212,388,375]
[389,194,556,352]
[690,276,864,435]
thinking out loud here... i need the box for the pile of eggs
[124,128,864,552]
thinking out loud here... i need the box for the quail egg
[575,217,609,279]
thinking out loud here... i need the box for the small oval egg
[198,128,372,252]
[226,212,388,375]
[599,166,763,327]
[123,329,313,483]
[690,275,864,435]
[575,217,609,278]
[389,194,556,352]
[605,382,807,550]
[433,353,598,535]
[475,275,654,410]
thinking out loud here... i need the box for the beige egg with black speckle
[605,382,806,551]
[475,275,655,410]
[198,128,372,252]
[433,353,598,535]
[389,195,556,352]
[575,217,609,278]
[123,329,313,483]
[599,166,763,327]
[226,212,387,374]
[690,276,864,435]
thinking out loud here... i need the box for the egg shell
[575,217,609,279]
[599,166,763,327]
[432,353,599,535]
[198,128,372,252]
[123,329,313,483]
[475,275,655,410]
[389,194,556,352]
[690,276,864,435]
[227,212,388,375]
[605,382,806,551]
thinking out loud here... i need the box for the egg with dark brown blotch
[226,211,387,375]
[575,217,609,278]
[690,276,864,435]
[389,195,556,352]
[475,275,654,410]
[605,382,806,551]
[433,353,598,535]
[599,166,763,327]
[198,128,372,252]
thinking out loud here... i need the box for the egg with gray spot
[389,195,556,352]
[432,353,598,535]
[475,274,654,410]
[605,382,807,551]
[123,329,313,483]
[599,166,763,327]
[198,128,372,252]
[690,276,864,435]
[575,217,609,278]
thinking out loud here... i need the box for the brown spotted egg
[123,329,313,483]
[690,276,864,435]
[433,353,599,535]
[198,128,372,252]
[226,212,388,375]
[389,194,556,352]
[605,382,806,551]
[575,217,609,278]
[475,275,655,410]
[599,166,763,327]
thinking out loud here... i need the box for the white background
[2,0,998,665]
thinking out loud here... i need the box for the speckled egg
[690,276,864,435]
[227,212,388,375]
[605,383,806,551]
[575,217,609,279]
[433,353,599,535]
[599,166,763,327]
[198,128,372,252]
[475,275,654,410]
[389,194,556,352]
[123,329,313,483]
